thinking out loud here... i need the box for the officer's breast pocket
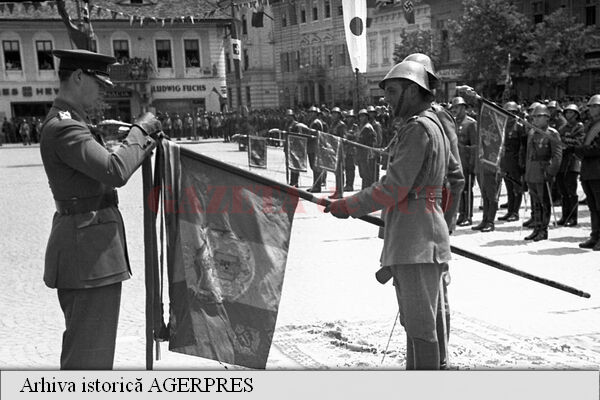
[75,211,128,281]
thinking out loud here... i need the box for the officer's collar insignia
[58,111,72,120]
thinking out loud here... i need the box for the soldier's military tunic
[284,118,300,187]
[557,120,584,224]
[455,114,478,221]
[524,127,562,231]
[356,121,377,189]
[500,119,527,218]
[344,121,358,190]
[40,98,156,369]
[574,118,600,245]
[307,118,325,191]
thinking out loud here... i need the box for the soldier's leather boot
[524,228,539,240]
[533,228,548,242]
[522,217,534,228]
[506,213,520,222]
[480,222,495,232]
[497,213,511,221]
[579,237,598,249]
[458,218,472,227]
[471,220,487,231]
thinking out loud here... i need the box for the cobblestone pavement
[0,140,599,370]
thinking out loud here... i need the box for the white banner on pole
[342,0,367,73]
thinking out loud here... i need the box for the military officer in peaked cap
[40,49,162,369]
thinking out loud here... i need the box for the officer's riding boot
[557,199,568,226]
[498,195,512,221]
[471,220,487,230]
[579,235,599,249]
[411,338,441,370]
[524,227,540,240]
[522,215,535,227]
[405,334,415,370]
[533,226,548,241]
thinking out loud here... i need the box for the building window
[532,1,544,23]
[113,39,129,62]
[381,36,389,65]
[338,5,343,16]
[242,14,248,34]
[3,40,21,70]
[337,44,346,66]
[184,39,200,67]
[282,12,287,27]
[289,3,297,25]
[326,45,334,68]
[300,48,309,66]
[586,5,596,26]
[225,52,231,73]
[243,49,249,70]
[369,38,377,66]
[312,4,318,20]
[245,86,251,107]
[311,46,322,66]
[36,40,54,70]
[281,52,290,73]
[324,0,331,18]
[90,39,97,53]
[300,5,306,23]
[156,40,172,68]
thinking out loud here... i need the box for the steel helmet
[563,104,580,115]
[547,100,559,108]
[403,53,437,78]
[286,109,294,116]
[378,60,431,93]
[450,96,467,108]
[528,101,542,111]
[331,106,342,114]
[587,94,600,106]
[358,108,369,117]
[346,109,356,117]
[366,105,376,113]
[503,101,519,112]
[532,104,551,117]
[308,106,320,113]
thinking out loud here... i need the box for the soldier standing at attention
[498,101,527,222]
[306,106,325,193]
[343,109,358,191]
[325,60,463,369]
[556,104,584,226]
[328,107,347,199]
[524,104,562,241]
[574,95,600,250]
[451,96,478,227]
[283,109,300,187]
[40,49,160,369]
[355,109,377,189]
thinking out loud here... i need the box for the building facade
[0,0,229,122]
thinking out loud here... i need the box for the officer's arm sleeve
[445,150,465,231]
[56,122,156,187]
[547,132,563,177]
[563,124,585,147]
[343,123,428,217]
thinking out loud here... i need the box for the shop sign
[151,84,208,93]
[0,86,59,97]
[437,68,462,80]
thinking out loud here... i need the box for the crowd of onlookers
[0,116,42,146]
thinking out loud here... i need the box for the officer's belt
[407,187,443,200]
[55,191,118,215]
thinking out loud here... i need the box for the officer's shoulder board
[57,110,72,120]
[465,115,476,123]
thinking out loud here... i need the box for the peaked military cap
[53,49,116,87]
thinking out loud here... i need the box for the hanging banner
[478,102,509,170]
[342,0,367,73]
[402,0,415,24]
[287,135,308,172]
[315,132,342,172]
[248,136,267,169]
[231,38,242,60]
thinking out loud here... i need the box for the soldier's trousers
[504,173,523,215]
[528,181,551,229]
[391,263,445,370]
[581,179,600,240]
[557,171,579,222]
[477,171,501,223]
[358,158,376,189]
[333,154,344,195]
[458,173,475,219]
[308,152,325,189]
[57,282,121,370]
[344,155,355,189]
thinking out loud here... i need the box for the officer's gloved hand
[134,112,163,140]
[324,200,350,219]
[544,171,555,184]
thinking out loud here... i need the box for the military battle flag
[159,142,299,369]
[315,131,342,172]
[287,134,308,172]
[478,102,509,170]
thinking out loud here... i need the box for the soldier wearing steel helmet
[548,100,567,131]
[328,106,347,198]
[343,109,358,191]
[283,108,300,187]
[355,108,377,189]
[523,104,562,241]
[573,94,600,250]
[556,104,585,226]
[450,96,478,226]
[325,60,464,370]
[498,101,528,222]
[306,106,325,193]
[40,49,161,369]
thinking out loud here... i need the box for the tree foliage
[392,28,440,66]
[523,7,592,95]
[449,0,531,95]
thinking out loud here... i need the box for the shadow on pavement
[481,239,528,247]
[527,247,589,256]
[551,235,589,243]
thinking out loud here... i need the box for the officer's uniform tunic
[456,115,478,221]
[329,119,347,196]
[500,120,527,217]
[557,120,585,223]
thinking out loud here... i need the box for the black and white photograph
[0,0,599,397]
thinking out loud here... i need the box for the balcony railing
[109,58,154,82]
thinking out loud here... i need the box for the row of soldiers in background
[0,116,43,146]
[454,93,600,249]
[282,104,392,199]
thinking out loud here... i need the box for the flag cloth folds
[162,143,299,369]
[287,134,308,172]
[248,136,267,169]
[478,103,509,170]
[402,0,415,24]
[342,0,368,73]
[316,131,342,172]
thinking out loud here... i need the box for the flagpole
[142,156,155,370]
[354,68,360,111]
[179,147,590,299]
